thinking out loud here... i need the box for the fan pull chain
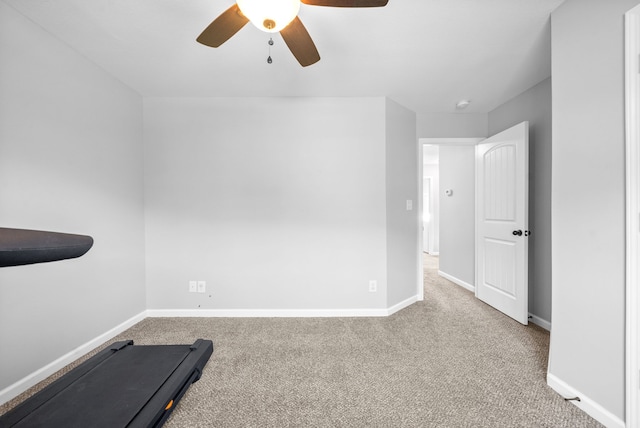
[267,37,274,64]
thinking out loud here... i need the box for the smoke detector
[455,100,471,110]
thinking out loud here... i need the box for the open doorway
[419,139,481,295]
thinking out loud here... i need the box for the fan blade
[197,4,249,48]
[301,0,388,7]
[280,17,320,67]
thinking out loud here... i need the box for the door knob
[512,230,523,236]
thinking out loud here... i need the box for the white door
[475,122,529,324]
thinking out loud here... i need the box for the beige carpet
[1,254,603,427]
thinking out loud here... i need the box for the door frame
[625,5,640,427]
[417,138,483,300]
[417,142,424,301]
[423,175,433,253]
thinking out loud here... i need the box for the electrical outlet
[189,281,197,293]
[369,280,377,292]
[197,281,206,293]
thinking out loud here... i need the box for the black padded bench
[0,227,94,267]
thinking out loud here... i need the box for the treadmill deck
[0,339,214,428]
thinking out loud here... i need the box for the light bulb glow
[237,0,300,33]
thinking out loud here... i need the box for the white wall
[417,113,488,138]
[385,99,419,307]
[438,145,476,287]
[0,11,420,396]
[549,0,639,424]
[0,3,145,391]
[489,78,552,325]
[144,97,395,312]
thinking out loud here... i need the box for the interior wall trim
[528,313,551,331]
[438,270,475,293]
[147,309,390,318]
[438,271,550,330]
[147,297,419,319]
[417,142,425,302]
[420,137,484,146]
[547,373,625,428]
[388,295,420,315]
[0,296,422,407]
[0,310,147,406]
[625,5,640,428]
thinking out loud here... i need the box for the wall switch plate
[406,200,413,210]
[189,281,197,293]
[369,280,377,292]
[197,281,206,293]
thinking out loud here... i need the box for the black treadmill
[0,228,214,427]
[0,339,214,428]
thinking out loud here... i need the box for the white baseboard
[1,298,422,407]
[148,297,419,318]
[147,308,388,317]
[438,270,475,293]
[436,273,551,331]
[547,372,625,428]
[387,295,419,316]
[0,310,147,406]
[528,313,551,331]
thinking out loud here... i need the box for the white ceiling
[3,0,564,114]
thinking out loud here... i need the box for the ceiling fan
[196,0,388,67]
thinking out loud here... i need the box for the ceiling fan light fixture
[237,0,301,33]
